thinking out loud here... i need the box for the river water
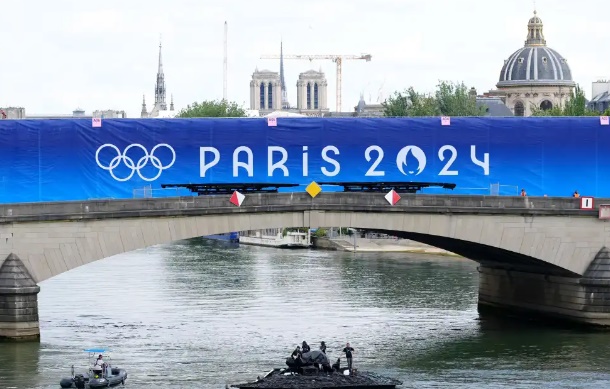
[1,239,610,389]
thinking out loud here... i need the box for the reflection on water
[0,238,609,388]
[0,342,40,389]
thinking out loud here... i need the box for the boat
[230,350,402,389]
[238,228,311,249]
[59,348,128,388]
[203,232,240,243]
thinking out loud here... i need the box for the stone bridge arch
[1,192,610,340]
[1,209,604,283]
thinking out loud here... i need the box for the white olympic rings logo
[95,143,176,182]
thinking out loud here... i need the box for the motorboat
[230,351,402,388]
[59,348,128,388]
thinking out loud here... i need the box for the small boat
[230,351,402,389]
[59,348,128,388]
[203,232,240,243]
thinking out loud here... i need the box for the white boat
[239,228,310,249]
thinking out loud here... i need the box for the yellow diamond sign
[306,181,322,198]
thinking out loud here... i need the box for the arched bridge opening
[363,229,577,277]
[1,192,610,341]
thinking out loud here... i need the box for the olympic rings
[95,143,176,182]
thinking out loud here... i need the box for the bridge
[1,192,610,341]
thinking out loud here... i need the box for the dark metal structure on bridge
[161,182,456,196]
[160,183,299,195]
[317,181,456,193]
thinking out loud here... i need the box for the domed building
[497,11,575,116]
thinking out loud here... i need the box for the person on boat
[291,345,302,359]
[92,355,105,378]
[332,357,341,372]
[320,341,327,354]
[94,354,104,367]
[342,342,355,371]
[301,341,311,353]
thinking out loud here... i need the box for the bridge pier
[478,248,610,327]
[0,254,41,342]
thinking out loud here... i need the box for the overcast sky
[1,0,608,117]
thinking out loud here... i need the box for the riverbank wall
[312,237,458,256]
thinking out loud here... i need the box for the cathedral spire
[154,38,167,110]
[158,39,163,74]
[280,40,289,109]
[170,94,174,111]
[141,94,148,118]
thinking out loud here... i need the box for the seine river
[1,239,610,389]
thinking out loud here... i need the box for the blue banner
[0,117,607,203]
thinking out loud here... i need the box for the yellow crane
[260,53,372,112]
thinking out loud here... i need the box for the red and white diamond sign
[384,189,401,206]
[229,191,245,207]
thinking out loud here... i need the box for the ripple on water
[1,240,610,388]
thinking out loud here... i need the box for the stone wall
[0,254,40,341]
[478,249,610,327]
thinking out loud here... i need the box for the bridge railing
[0,193,602,220]
[419,182,520,196]
[489,183,520,196]
[132,185,191,199]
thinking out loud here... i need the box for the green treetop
[383,81,486,117]
[530,85,602,116]
[177,100,247,118]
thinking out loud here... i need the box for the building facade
[354,94,384,117]
[249,68,282,114]
[92,110,127,118]
[0,107,126,119]
[0,107,26,119]
[496,11,575,116]
[296,70,329,113]
[588,80,610,113]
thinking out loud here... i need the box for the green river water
[1,238,609,388]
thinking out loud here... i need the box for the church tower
[154,42,167,111]
[297,69,329,113]
[141,39,175,118]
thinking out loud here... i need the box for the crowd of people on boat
[287,340,356,373]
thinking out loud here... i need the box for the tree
[531,85,599,116]
[383,81,486,117]
[177,99,247,118]
[435,81,486,116]
[382,87,439,117]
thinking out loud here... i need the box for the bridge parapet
[0,192,609,339]
[0,194,602,222]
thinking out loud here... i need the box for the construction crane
[260,53,372,112]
